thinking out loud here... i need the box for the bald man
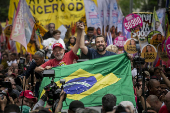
[159,92,170,113]
[147,95,164,112]
[148,79,161,98]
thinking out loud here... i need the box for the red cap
[52,43,64,50]
[19,90,36,102]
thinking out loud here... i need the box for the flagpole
[130,0,133,13]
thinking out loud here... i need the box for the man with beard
[43,23,55,40]
[80,35,116,59]
[80,35,133,59]
[35,22,84,72]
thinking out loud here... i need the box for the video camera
[43,70,67,106]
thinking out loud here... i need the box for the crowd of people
[0,22,170,113]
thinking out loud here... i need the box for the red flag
[155,58,161,67]
[5,36,11,50]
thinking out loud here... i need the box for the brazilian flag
[39,53,135,109]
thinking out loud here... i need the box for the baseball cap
[69,100,85,111]
[19,90,36,102]
[52,43,64,50]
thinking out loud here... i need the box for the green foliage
[0,0,10,22]
[118,0,167,16]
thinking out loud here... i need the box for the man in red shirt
[159,92,170,113]
[35,22,84,72]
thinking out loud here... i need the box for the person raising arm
[35,22,84,72]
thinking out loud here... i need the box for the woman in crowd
[65,36,76,52]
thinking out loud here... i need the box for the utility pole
[130,0,133,13]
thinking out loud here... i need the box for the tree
[118,0,167,16]
[0,0,10,22]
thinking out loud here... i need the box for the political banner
[147,30,161,43]
[150,33,165,48]
[117,8,124,32]
[132,13,152,48]
[97,0,104,35]
[156,8,166,27]
[152,7,164,36]
[10,0,35,50]
[103,0,110,36]
[84,0,102,30]
[8,0,85,29]
[124,38,138,54]
[109,0,119,30]
[123,13,143,33]
[141,44,157,62]
[157,43,169,61]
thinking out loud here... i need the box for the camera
[44,79,66,106]
[18,57,25,70]
[43,70,67,106]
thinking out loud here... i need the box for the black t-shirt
[86,48,116,59]
[42,31,53,40]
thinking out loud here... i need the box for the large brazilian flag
[39,53,135,109]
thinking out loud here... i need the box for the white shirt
[131,68,137,78]
[43,38,66,58]
[7,59,17,66]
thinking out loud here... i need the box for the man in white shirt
[43,30,66,58]
[7,53,17,66]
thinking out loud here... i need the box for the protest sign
[114,36,127,48]
[147,30,161,43]
[150,33,165,48]
[157,43,169,61]
[141,44,157,62]
[131,13,152,48]
[124,38,137,54]
[123,13,143,33]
